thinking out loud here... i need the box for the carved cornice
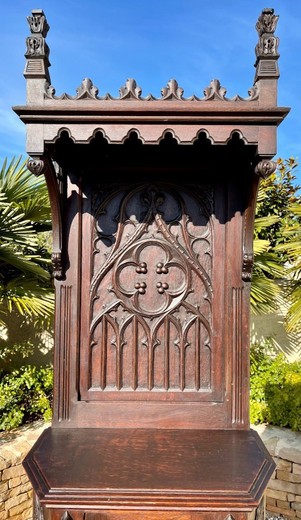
[255,159,277,179]
[44,78,259,103]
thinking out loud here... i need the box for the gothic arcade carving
[89,183,213,392]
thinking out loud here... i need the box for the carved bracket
[242,252,254,282]
[27,155,64,280]
[27,156,46,176]
[255,159,277,179]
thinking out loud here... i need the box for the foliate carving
[255,8,279,58]
[203,79,227,101]
[256,8,279,36]
[44,76,259,102]
[25,35,48,57]
[119,78,142,99]
[255,159,277,179]
[89,183,213,392]
[76,78,99,99]
[25,11,50,59]
[25,10,50,80]
[242,252,254,282]
[45,78,99,100]
[203,79,259,102]
[27,9,49,37]
[27,157,46,177]
[161,79,184,100]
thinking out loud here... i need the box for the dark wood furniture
[14,8,289,520]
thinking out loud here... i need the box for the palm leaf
[250,274,281,315]
[0,276,54,317]
[0,245,51,281]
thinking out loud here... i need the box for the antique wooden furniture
[14,7,289,520]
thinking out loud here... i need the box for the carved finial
[24,10,51,87]
[203,79,227,101]
[254,8,280,84]
[119,79,142,100]
[256,8,279,36]
[76,78,99,99]
[27,9,50,37]
[161,79,184,100]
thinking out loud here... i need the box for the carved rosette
[24,9,50,80]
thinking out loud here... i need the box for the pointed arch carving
[85,181,214,395]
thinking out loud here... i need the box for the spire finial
[24,9,51,92]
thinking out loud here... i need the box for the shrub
[250,342,301,431]
[0,364,53,431]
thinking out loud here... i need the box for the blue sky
[1,0,301,183]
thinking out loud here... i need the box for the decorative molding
[203,79,259,102]
[27,156,46,176]
[44,76,259,102]
[255,159,277,179]
[58,285,72,421]
[242,252,254,282]
[232,287,244,425]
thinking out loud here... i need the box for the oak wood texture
[24,427,273,511]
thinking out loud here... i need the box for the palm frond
[0,245,51,281]
[250,274,282,315]
[0,277,54,317]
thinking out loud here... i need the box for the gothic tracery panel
[87,182,214,394]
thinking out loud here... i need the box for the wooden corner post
[13,7,289,520]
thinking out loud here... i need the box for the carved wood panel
[79,180,225,403]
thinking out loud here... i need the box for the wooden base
[24,428,273,516]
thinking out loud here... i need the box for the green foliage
[251,157,301,324]
[0,156,54,330]
[0,365,53,431]
[250,342,301,431]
